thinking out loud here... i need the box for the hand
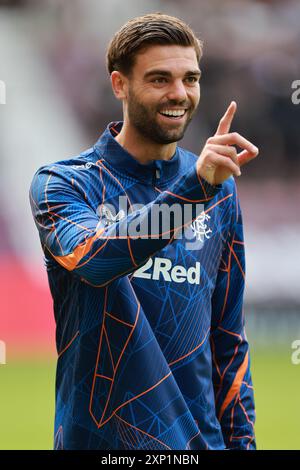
[196,101,259,186]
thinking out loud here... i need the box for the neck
[114,120,177,164]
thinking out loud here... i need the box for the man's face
[124,45,201,144]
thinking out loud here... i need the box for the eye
[152,77,168,84]
[185,76,199,84]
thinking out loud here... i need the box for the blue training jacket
[29,121,255,450]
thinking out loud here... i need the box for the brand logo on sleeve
[98,204,126,227]
[71,162,93,170]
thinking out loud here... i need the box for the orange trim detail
[218,352,249,421]
[228,242,245,280]
[58,330,80,358]
[168,328,210,367]
[53,228,105,271]
[128,238,138,268]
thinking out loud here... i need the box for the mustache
[158,101,191,110]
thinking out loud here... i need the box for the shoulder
[29,148,98,193]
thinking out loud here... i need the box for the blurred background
[0,0,300,450]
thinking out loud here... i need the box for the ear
[110,71,128,100]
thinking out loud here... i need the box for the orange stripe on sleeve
[218,351,249,421]
[53,227,105,271]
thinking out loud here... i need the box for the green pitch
[0,358,56,450]
[0,349,299,449]
[251,349,300,450]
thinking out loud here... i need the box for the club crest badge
[190,212,212,242]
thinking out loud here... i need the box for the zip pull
[153,163,161,186]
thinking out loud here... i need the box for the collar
[93,121,181,184]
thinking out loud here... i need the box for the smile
[158,109,187,120]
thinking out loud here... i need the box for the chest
[129,209,226,345]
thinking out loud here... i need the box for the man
[30,13,258,450]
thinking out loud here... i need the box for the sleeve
[29,163,221,287]
[210,184,256,450]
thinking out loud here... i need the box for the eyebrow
[143,69,202,79]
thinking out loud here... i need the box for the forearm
[211,330,256,449]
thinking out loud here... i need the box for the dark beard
[127,88,196,144]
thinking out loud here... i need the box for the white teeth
[160,109,186,117]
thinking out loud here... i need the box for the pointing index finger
[215,101,237,136]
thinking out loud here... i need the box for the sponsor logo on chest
[133,256,200,285]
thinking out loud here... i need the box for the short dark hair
[106,12,203,76]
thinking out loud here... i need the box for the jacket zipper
[153,166,161,187]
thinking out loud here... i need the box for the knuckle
[231,149,238,163]
[228,146,236,155]
[206,150,214,159]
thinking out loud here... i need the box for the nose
[166,79,188,103]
